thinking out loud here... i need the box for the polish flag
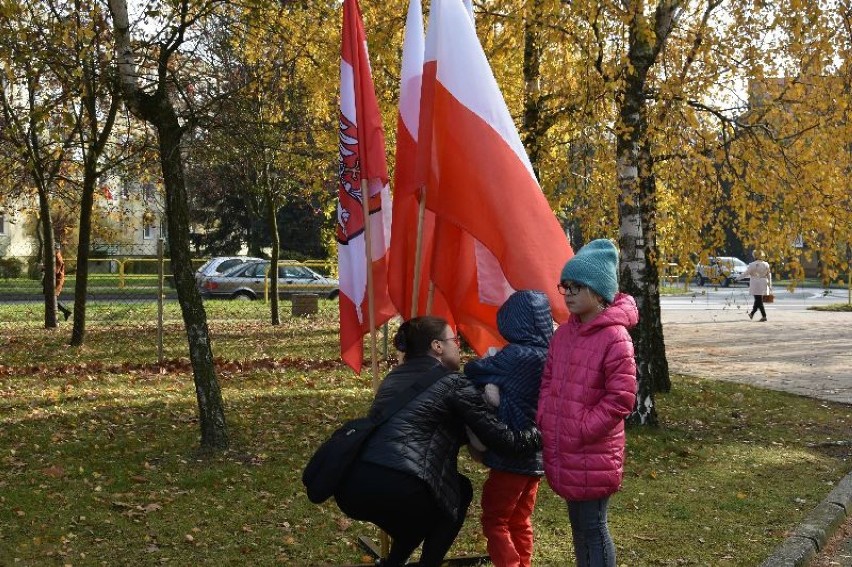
[418,0,572,352]
[387,0,454,323]
[337,0,397,373]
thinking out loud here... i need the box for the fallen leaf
[43,465,65,479]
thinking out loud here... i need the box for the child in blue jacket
[464,290,553,567]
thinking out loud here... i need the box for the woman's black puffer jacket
[358,356,542,518]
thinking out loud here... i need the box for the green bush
[0,257,23,279]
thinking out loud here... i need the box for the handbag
[764,282,774,303]
[302,364,449,504]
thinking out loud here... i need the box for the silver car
[195,256,263,288]
[199,260,339,300]
[695,256,749,287]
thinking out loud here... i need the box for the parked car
[695,256,749,287]
[199,260,339,300]
[195,256,263,288]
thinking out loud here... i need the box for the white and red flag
[337,0,396,373]
[416,0,573,353]
[387,0,454,323]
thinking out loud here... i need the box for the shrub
[0,257,24,279]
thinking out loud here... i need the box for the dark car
[199,260,339,300]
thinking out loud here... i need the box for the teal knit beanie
[560,239,619,302]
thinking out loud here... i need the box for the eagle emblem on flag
[337,112,364,244]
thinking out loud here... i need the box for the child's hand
[483,384,500,407]
[466,425,487,452]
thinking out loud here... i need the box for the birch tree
[107,0,227,449]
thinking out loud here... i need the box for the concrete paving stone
[837,537,852,566]
[794,502,849,551]
[827,474,852,515]
[759,535,817,567]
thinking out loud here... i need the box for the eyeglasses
[557,282,586,296]
[436,335,461,346]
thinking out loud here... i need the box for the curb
[760,471,852,566]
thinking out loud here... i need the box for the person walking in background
[333,316,542,567]
[742,250,772,322]
[537,239,638,567]
[51,244,71,321]
[464,290,552,567]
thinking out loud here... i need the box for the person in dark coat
[464,290,552,567]
[333,316,542,567]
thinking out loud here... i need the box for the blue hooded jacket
[464,290,553,476]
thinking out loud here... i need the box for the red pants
[480,469,541,567]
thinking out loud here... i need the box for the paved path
[661,299,852,405]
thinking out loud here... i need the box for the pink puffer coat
[537,293,638,501]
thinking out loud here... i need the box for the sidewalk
[662,304,852,566]
[662,306,852,404]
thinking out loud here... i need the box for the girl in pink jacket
[537,239,638,567]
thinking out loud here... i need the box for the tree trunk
[38,189,58,329]
[637,138,670,394]
[109,0,227,450]
[616,35,659,426]
[521,0,544,179]
[70,46,120,347]
[617,1,683,424]
[157,109,228,450]
[70,165,96,346]
[266,189,281,325]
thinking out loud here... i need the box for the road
[660,285,852,405]
[661,284,849,311]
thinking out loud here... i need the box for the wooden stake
[360,179,380,392]
[360,178,389,558]
[410,186,428,318]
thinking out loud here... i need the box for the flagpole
[361,178,380,392]
[410,186,428,318]
[426,280,435,315]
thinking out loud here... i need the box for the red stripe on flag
[431,223,505,354]
[424,80,571,324]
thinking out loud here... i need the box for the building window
[0,214,5,235]
[142,211,156,240]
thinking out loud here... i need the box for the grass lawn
[1,306,850,566]
[809,303,852,312]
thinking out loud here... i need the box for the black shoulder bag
[302,364,449,504]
